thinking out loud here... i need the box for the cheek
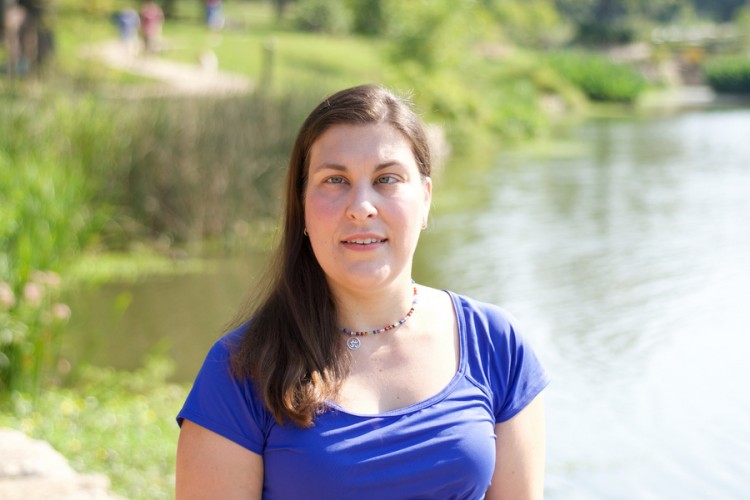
[304,192,339,233]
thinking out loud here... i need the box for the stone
[0,428,120,499]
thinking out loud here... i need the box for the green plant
[0,272,71,395]
[0,93,127,395]
[546,51,647,102]
[0,355,188,499]
[293,0,353,34]
[704,55,750,94]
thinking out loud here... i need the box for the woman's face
[304,122,431,294]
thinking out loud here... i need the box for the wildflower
[52,303,72,322]
[23,282,44,308]
[30,270,61,289]
[0,282,15,308]
[44,271,62,289]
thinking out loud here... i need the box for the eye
[325,175,347,185]
[375,175,399,185]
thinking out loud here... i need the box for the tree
[482,0,568,48]
[692,0,747,21]
[556,0,689,44]
[348,0,386,35]
[162,0,176,19]
[273,0,296,20]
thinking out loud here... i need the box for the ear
[422,176,432,222]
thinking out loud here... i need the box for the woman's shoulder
[442,290,549,421]
[443,289,517,333]
[205,323,249,360]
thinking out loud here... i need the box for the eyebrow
[310,161,403,174]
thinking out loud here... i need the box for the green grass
[158,1,385,93]
[0,356,188,500]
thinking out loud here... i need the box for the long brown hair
[230,84,432,427]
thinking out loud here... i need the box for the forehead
[308,123,416,168]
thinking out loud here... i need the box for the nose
[346,183,378,221]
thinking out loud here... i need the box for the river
[65,104,750,498]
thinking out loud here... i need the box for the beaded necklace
[341,282,418,350]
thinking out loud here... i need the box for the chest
[336,320,460,414]
[261,377,496,500]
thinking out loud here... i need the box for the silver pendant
[347,337,361,350]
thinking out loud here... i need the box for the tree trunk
[162,0,176,19]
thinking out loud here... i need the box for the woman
[176,84,549,499]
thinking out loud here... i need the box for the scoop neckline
[325,290,467,418]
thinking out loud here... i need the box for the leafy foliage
[483,0,571,48]
[704,55,750,93]
[546,51,647,102]
[293,0,353,34]
[348,0,387,35]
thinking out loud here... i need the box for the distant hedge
[704,56,750,94]
[546,51,647,103]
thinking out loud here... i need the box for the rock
[0,429,120,500]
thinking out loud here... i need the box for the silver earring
[421,220,427,230]
[303,228,309,236]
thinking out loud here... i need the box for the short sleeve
[176,327,271,455]
[488,310,549,422]
[460,296,550,423]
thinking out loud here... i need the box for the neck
[331,276,416,332]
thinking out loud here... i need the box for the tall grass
[107,92,317,244]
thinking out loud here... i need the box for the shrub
[293,0,352,34]
[704,55,750,94]
[349,0,387,35]
[0,271,70,395]
[546,50,647,103]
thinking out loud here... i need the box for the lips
[342,237,386,245]
[340,233,387,247]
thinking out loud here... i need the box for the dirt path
[81,40,252,97]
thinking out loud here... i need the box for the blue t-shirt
[178,291,549,499]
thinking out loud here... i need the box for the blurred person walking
[139,0,163,53]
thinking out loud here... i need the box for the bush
[704,55,750,94]
[546,50,647,103]
[293,0,352,34]
[349,0,387,35]
[0,271,70,395]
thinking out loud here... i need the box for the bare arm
[485,393,546,500]
[176,419,264,500]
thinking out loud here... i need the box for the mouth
[342,238,387,245]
